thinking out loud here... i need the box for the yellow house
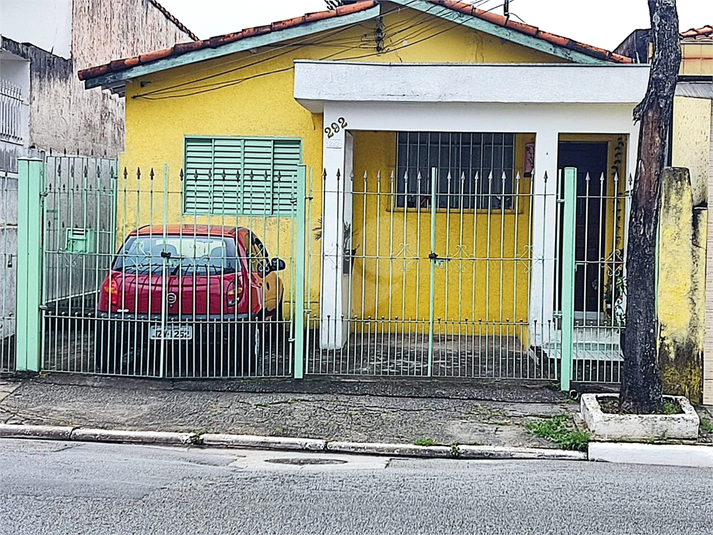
[80,0,649,385]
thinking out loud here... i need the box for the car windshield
[113,235,240,276]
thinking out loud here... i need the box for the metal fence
[569,171,628,384]
[0,79,23,144]
[7,155,627,387]
[40,157,304,379]
[305,168,563,379]
[0,170,17,372]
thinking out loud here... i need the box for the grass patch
[700,418,713,435]
[413,437,437,447]
[525,415,590,452]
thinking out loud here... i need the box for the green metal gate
[305,167,562,380]
[35,156,307,379]
[559,166,627,389]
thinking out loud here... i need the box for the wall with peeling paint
[672,96,711,207]
[1,0,195,160]
[658,167,706,404]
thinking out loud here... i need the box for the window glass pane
[395,132,515,209]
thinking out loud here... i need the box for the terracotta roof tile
[681,25,713,41]
[78,0,630,82]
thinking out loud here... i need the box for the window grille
[395,132,515,209]
[184,137,301,215]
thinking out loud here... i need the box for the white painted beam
[294,61,650,112]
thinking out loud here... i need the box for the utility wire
[134,0,525,100]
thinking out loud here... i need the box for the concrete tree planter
[580,394,700,440]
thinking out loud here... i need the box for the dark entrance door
[557,142,609,314]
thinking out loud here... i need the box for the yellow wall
[672,96,711,207]
[120,5,566,315]
[350,131,534,324]
[681,43,713,76]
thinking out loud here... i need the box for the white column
[529,129,559,347]
[320,105,349,349]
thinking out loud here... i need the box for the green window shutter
[184,136,300,216]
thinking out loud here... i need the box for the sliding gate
[306,166,627,384]
[38,155,305,379]
[306,168,562,379]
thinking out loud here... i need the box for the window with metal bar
[395,132,515,210]
[184,136,301,215]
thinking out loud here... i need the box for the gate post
[293,165,307,379]
[16,158,43,372]
[560,167,577,391]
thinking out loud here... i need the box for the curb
[0,423,586,461]
[589,442,713,468]
[0,424,193,445]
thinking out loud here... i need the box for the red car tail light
[226,279,243,308]
[102,276,120,308]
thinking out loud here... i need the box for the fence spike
[599,172,605,183]
[543,171,549,183]
[585,172,590,182]
[123,167,128,181]
[179,169,184,181]
[137,168,141,180]
[150,168,155,180]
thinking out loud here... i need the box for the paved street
[1,439,712,535]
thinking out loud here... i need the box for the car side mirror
[270,258,286,272]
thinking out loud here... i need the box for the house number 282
[325,117,348,138]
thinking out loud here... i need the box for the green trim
[560,167,577,391]
[85,6,382,90]
[16,159,43,373]
[293,165,307,379]
[388,0,610,65]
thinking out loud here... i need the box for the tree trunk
[620,0,681,414]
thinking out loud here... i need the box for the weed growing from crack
[450,443,461,457]
[525,415,589,452]
[700,418,713,435]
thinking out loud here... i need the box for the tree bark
[620,0,681,414]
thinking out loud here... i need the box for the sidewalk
[0,374,578,449]
[1,374,710,453]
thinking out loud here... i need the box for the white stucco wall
[0,0,73,59]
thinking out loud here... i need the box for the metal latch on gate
[65,228,95,254]
[428,253,449,268]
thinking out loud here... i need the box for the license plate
[149,325,193,340]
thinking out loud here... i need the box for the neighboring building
[0,0,197,172]
[79,0,650,385]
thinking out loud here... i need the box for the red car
[96,225,285,375]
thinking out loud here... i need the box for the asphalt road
[1,439,712,535]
